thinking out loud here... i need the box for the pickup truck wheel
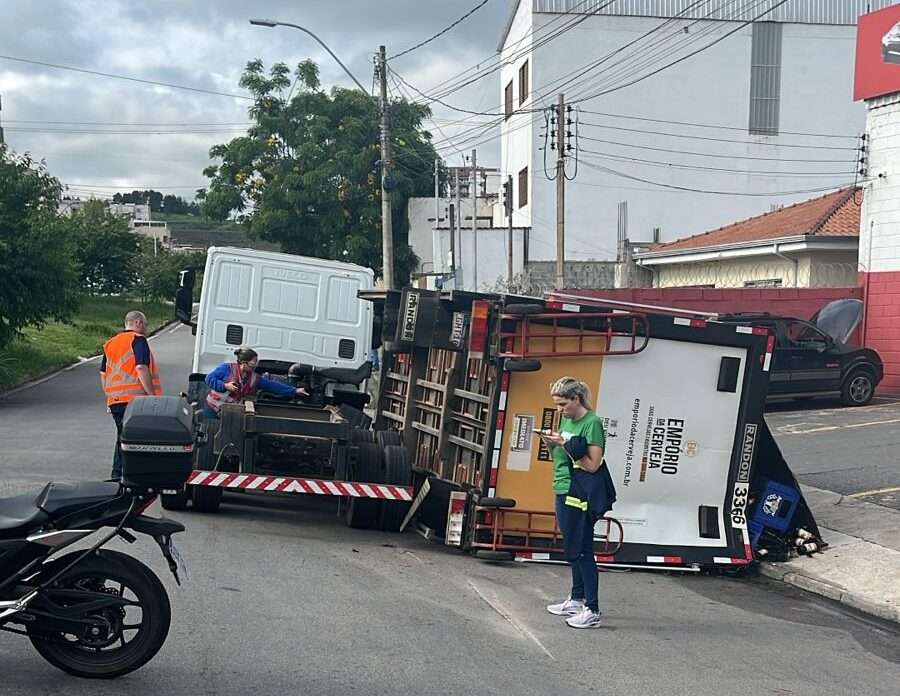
[841,369,875,406]
[379,446,413,532]
[191,485,222,513]
[160,488,189,511]
[346,443,383,529]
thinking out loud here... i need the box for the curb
[759,562,900,624]
[0,320,180,400]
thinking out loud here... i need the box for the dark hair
[234,347,259,364]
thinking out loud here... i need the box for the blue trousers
[109,404,127,480]
[555,494,599,613]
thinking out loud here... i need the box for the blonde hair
[550,376,592,410]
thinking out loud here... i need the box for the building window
[743,278,783,288]
[518,167,528,208]
[504,81,513,120]
[749,22,782,136]
[518,61,529,106]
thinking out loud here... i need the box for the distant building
[498,0,893,272]
[633,187,861,288]
[57,197,170,247]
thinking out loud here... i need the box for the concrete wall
[652,252,858,288]
[557,286,863,328]
[500,12,866,263]
[523,261,617,294]
[860,95,900,392]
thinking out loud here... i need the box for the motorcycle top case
[120,396,194,489]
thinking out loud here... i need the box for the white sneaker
[546,597,585,616]
[565,606,602,629]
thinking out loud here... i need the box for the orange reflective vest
[101,331,162,407]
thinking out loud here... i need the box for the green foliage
[200,59,438,286]
[112,189,164,211]
[0,295,171,390]
[0,146,80,349]
[134,240,206,303]
[69,200,141,294]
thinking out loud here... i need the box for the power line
[577,110,857,141]
[7,127,248,135]
[579,158,854,197]
[579,149,854,178]
[0,54,253,100]
[389,0,493,61]
[576,134,855,163]
[571,0,792,104]
[6,119,253,127]
[578,120,857,151]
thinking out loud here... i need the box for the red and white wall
[859,94,900,393]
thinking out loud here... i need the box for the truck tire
[350,429,376,445]
[191,485,223,513]
[505,358,542,372]
[160,487,189,511]
[346,443,383,529]
[380,446,413,532]
[841,368,875,406]
[504,303,544,316]
[475,497,516,509]
[376,430,403,448]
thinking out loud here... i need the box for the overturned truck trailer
[367,289,821,571]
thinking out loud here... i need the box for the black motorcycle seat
[0,485,51,538]
[37,481,123,517]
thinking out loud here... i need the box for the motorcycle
[0,481,185,679]
[0,395,193,679]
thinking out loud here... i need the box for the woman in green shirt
[538,377,611,629]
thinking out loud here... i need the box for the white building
[498,0,894,271]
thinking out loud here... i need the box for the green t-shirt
[552,412,606,495]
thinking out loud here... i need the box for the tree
[134,241,206,302]
[0,146,80,348]
[112,190,163,212]
[69,200,141,294]
[200,60,439,286]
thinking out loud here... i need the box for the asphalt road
[766,396,900,510]
[1,324,899,695]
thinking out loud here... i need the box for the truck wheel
[160,487,189,511]
[350,429,376,445]
[376,430,403,448]
[379,446,413,532]
[841,369,875,406]
[191,485,222,513]
[505,358,542,372]
[504,303,544,315]
[346,443,383,529]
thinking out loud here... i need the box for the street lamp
[249,18,396,290]
[249,18,370,96]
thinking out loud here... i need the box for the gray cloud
[2,0,512,198]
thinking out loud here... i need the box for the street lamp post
[249,18,395,289]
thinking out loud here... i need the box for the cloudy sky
[2,0,513,201]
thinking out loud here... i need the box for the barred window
[749,22,782,136]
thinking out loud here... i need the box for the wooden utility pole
[378,46,395,290]
[471,149,478,290]
[555,93,566,290]
[506,175,514,285]
[453,168,460,280]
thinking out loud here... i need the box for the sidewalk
[760,484,900,623]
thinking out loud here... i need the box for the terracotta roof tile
[649,187,862,254]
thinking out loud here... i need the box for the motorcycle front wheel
[27,549,171,679]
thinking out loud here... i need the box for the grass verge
[0,296,172,391]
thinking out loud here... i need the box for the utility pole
[0,94,4,145]
[506,175,514,285]
[453,168,460,283]
[377,46,395,290]
[471,149,478,291]
[555,93,566,290]
[433,157,440,277]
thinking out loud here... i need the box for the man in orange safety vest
[100,310,162,480]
